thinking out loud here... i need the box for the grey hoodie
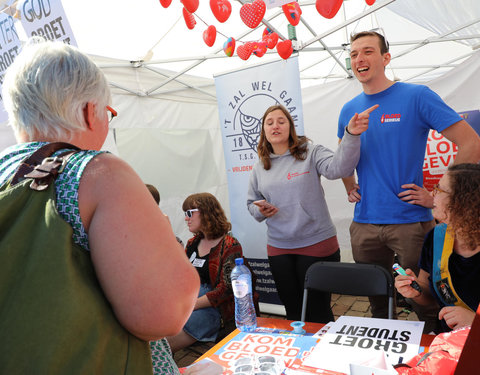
[247,130,360,249]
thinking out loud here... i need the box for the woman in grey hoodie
[247,104,377,323]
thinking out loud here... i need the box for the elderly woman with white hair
[0,39,199,374]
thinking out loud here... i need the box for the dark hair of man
[257,104,310,171]
[447,163,480,250]
[350,31,389,54]
[146,184,160,205]
[182,192,231,239]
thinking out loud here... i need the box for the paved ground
[173,294,419,368]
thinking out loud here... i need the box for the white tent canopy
[1,0,480,253]
[57,0,480,84]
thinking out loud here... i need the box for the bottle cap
[235,258,244,266]
[291,321,305,334]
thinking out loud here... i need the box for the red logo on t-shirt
[380,113,401,124]
[287,171,310,180]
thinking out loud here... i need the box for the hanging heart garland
[159,0,172,8]
[253,41,267,57]
[210,0,232,23]
[282,2,302,26]
[223,37,236,57]
[203,25,217,47]
[181,0,199,14]
[237,42,254,60]
[263,32,279,49]
[276,39,293,60]
[240,0,266,29]
[316,0,343,19]
[262,27,273,39]
[182,7,196,30]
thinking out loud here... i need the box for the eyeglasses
[350,27,389,52]
[432,184,450,196]
[106,105,117,123]
[184,209,199,218]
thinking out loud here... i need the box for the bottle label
[232,276,249,298]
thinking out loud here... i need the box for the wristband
[345,126,359,136]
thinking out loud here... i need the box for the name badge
[435,278,458,304]
[192,258,206,268]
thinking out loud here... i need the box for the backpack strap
[10,142,80,191]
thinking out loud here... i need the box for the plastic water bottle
[231,258,257,332]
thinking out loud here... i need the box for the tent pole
[394,18,480,60]
[143,65,216,98]
[299,18,352,77]
[403,51,477,82]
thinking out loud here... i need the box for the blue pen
[393,263,422,293]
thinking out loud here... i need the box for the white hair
[2,38,111,140]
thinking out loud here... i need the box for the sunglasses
[184,209,199,218]
[106,105,117,123]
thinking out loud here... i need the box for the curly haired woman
[395,163,480,332]
[166,192,255,352]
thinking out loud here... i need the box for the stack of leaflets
[301,316,424,374]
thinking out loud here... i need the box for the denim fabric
[183,283,221,342]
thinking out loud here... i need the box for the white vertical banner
[0,12,22,124]
[17,0,77,46]
[214,56,303,307]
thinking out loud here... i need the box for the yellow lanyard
[439,227,472,311]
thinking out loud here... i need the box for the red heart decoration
[316,0,343,19]
[263,32,279,49]
[240,0,266,29]
[282,2,302,27]
[182,7,196,30]
[237,42,254,61]
[210,0,232,23]
[159,0,172,7]
[262,27,273,39]
[365,0,376,5]
[203,25,217,47]
[253,41,267,58]
[181,0,199,14]
[276,39,293,60]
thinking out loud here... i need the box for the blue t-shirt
[338,82,461,224]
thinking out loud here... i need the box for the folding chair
[300,262,395,321]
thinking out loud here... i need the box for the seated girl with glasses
[395,164,480,332]
[166,192,258,352]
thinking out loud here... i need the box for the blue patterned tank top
[0,142,104,251]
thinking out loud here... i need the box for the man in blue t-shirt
[337,30,480,321]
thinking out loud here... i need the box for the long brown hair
[257,105,309,170]
[446,163,480,250]
[182,192,231,239]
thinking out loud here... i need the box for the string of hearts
[159,0,377,61]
